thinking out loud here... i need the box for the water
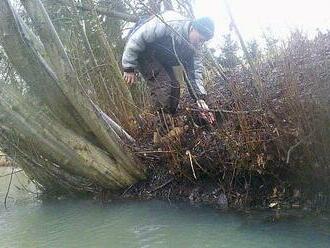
[0,168,329,248]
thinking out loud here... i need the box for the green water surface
[0,168,329,248]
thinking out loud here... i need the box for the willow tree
[0,0,147,194]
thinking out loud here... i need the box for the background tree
[218,33,241,69]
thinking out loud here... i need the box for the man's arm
[184,51,207,100]
[183,51,215,124]
[122,17,168,85]
[122,15,175,72]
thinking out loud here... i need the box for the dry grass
[133,30,330,207]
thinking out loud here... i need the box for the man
[122,11,215,124]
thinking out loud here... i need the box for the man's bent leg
[141,60,180,114]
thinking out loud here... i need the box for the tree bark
[0,1,90,136]
[0,0,146,193]
[16,0,141,175]
[80,0,137,129]
[0,85,144,191]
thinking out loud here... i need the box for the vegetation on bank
[131,30,329,209]
[0,0,329,209]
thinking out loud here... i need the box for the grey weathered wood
[0,85,142,189]
[0,0,146,192]
[18,0,143,179]
[0,0,90,136]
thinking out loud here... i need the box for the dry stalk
[186,150,197,179]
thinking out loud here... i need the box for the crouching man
[122,11,215,124]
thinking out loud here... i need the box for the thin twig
[14,171,39,195]
[149,178,174,193]
[224,0,263,95]
[286,139,304,164]
[193,157,210,175]
[286,132,314,164]
[167,187,172,204]
[0,169,23,178]
[4,167,14,210]
[160,108,170,132]
[186,150,197,179]
[134,150,174,154]
[75,2,138,22]
[4,63,11,82]
[187,107,262,114]
[121,184,134,196]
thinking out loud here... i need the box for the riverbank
[116,164,329,212]
[118,30,330,212]
[0,165,328,215]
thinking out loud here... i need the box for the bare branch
[0,169,23,178]
[224,0,263,96]
[77,3,138,22]
[4,167,14,210]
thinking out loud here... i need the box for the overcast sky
[194,0,330,45]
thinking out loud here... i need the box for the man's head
[189,17,215,48]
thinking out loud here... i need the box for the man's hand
[196,99,216,125]
[123,72,136,85]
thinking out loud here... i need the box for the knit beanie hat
[192,17,215,40]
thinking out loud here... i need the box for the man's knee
[143,63,180,114]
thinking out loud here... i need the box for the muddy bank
[114,164,329,212]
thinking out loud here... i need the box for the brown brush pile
[126,31,330,209]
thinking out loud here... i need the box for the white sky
[194,0,330,45]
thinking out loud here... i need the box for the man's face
[188,28,207,48]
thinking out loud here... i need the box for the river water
[0,168,329,248]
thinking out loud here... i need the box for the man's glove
[196,99,216,125]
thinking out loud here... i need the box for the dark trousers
[140,58,180,114]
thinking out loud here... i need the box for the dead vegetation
[130,30,330,208]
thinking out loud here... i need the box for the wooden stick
[186,150,197,179]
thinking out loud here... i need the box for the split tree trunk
[0,0,145,194]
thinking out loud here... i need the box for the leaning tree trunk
[0,0,145,194]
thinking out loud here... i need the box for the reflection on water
[0,168,329,248]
